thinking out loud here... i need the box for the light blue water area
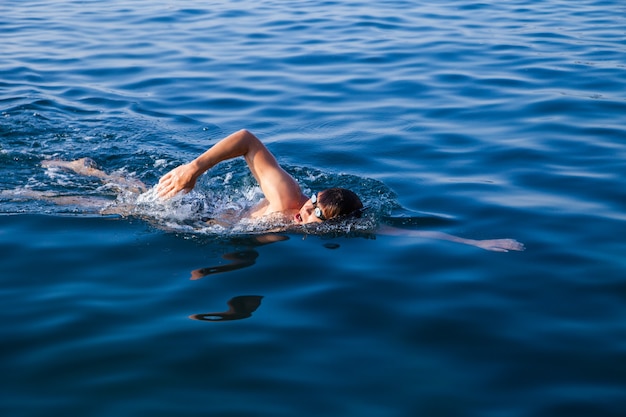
[2,0,626,416]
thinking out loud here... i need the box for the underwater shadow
[189,233,289,280]
[190,295,264,322]
[188,233,288,322]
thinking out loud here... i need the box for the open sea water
[1,0,625,416]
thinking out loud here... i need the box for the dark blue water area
[2,0,626,416]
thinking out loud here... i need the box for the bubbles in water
[153,159,168,169]
[134,187,212,223]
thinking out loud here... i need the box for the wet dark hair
[318,188,363,220]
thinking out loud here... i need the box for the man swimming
[156,129,363,224]
[155,129,523,252]
[6,129,523,251]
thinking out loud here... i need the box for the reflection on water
[190,295,264,322]
[188,234,290,321]
[190,250,260,280]
[189,234,290,279]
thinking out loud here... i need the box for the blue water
[2,0,626,416]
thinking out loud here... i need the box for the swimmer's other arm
[378,225,525,252]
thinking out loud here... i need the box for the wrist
[188,159,206,178]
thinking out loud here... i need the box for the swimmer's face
[294,192,326,224]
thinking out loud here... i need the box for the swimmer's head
[295,188,363,224]
[318,187,363,220]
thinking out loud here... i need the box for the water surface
[1,1,625,416]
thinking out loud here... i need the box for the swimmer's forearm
[378,225,524,252]
[157,130,266,198]
[378,225,473,244]
[189,129,262,175]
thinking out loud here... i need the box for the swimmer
[157,129,363,224]
[9,129,523,252]
[156,129,524,252]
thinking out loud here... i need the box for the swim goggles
[311,193,326,220]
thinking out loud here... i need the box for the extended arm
[156,130,304,211]
[378,224,524,252]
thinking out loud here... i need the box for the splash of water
[2,143,398,236]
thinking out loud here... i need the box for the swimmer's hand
[156,163,199,199]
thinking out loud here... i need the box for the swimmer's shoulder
[246,199,270,219]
